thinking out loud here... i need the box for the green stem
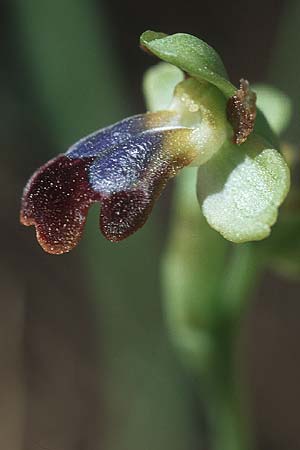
[206,380,250,450]
[206,244,260,450]
[163,183,261,450]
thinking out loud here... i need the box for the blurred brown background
[1,0,300,449]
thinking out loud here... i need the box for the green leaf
[197,136,290,243]
[140,31,236,98]
[253,84,292,136]
[143,62,184,111]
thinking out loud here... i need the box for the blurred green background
[1,0,300,449]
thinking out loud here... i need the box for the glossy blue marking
[89,131,163,195]
[66,114,148,159]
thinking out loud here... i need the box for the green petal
[143,62,184,112]
[140,30,236,98]
[197,136,290,243]
[253,84,292,136]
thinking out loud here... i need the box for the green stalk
[208,245,260,450]
[163,170,261,450]
[205,369,251,450]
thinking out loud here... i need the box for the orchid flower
[20,31,290,254]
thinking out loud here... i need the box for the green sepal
[140,31,235,98]
[143,62,184,111]
[197,135,290,243]
[254,109,279,148]
[140,31,278,147]
[253,84,292,136]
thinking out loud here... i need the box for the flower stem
[205,323,252,450]
[207,244,259,450]
[163,172,261,450]
[206,379,251,450]
[205,244,260,450]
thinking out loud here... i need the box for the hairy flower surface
[20,31,290,254]
[20,110,199,253]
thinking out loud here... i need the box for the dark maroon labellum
[20,155,100,254]
[20,112,195,254]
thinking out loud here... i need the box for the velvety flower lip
[20,111,196,254]
[20,155,99,254]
